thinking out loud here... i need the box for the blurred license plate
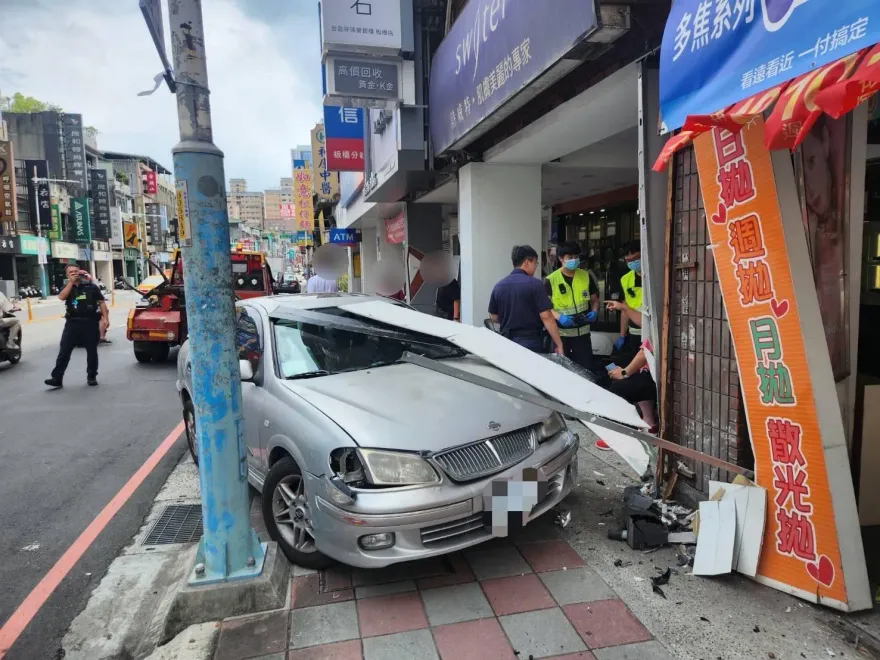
[482,467,550,536]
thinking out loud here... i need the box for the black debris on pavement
[754,625,761,633]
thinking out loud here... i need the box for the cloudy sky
[0,0,323,191]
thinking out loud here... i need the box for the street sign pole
[168,0,264,584]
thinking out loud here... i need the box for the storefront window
[793,115,851,382]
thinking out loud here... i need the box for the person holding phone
[45,264,109,388]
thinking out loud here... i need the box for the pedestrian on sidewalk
[0,290,22,350]
[488,245,564,355]
[45,265,109,388]
[545,242,600,371]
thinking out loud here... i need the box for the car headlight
[357,449,440,486]
[539,412,566,442]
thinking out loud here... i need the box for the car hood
[282,357,551,453]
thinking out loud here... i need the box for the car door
[235,304,271,481]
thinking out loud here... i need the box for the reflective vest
[547,268,592,338]
[620,269,643,336]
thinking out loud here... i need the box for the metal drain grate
[143,504,203,545]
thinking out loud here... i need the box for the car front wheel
[262,457,333,570]
[183,399,198,466]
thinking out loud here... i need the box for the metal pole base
[188,534,267,586]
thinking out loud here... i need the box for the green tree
[0,92,63,113]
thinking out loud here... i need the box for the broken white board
[585,422,655,478]
[341,300,647,429]
[709,481,767,578]
[693,497,737,576]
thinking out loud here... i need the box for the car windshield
[272,309,466,379]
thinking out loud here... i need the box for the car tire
[134,350,152,363]
[262,457,334,570]
[152,344,170,363]
[183,399,198,466]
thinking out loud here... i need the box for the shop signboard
[92,249,111,262]
[123,221,139,249]
[25,160,52,232]
[72,198,92,243]
[0,236,20,254]
[694,117,867,611]
[329,227,361,245]
[325,56,401,106]
[324,106,365,172]
[49,203,62,240]
[19,235,48,257]
[280,203,294,220]
[176,180,191,247]
[429,0,598,155]
[384,212,405,244]
[320,0,402,52]
[296,231,313,247]
[142,169,158,195]
[659,0,880,133]
[146,203,162,245]
[0,140,18,225]
[88,168,112,240]
[311,124,340,200]
[61,114,87,194]
[52,240,80,260]
[109,207,124,249]
[293,160,314,231]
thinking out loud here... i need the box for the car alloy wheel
[272,474,317,555]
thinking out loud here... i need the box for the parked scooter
[0,311,22,365]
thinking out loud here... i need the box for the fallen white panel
[709,481,767,577]
[341,300,647,429]
[693,498,736,576]
[585,422,654,477]
[339,299,464,339]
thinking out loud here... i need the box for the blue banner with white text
[659,0,880,132]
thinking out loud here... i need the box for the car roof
[242,293,399,314]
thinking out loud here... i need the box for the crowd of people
[486,240,658,439]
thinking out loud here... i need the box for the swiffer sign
[429,0,598,155]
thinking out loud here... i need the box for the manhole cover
[143,504,203,545]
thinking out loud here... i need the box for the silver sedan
[177,294,579,569]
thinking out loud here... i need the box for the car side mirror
[239,360,255,382]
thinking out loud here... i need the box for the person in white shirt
[306,275,338,293]
[0,291,22,350]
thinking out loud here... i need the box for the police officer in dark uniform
[488,245,564,355]
[45,264,109,388]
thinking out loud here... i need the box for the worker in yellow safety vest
[605,240,644,362]
[544,243,600,371]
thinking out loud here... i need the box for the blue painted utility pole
[168,0,264,584]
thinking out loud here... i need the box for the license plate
[482,467,550,537]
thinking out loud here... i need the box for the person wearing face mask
[605,241,644,362]
[544,243,599,371]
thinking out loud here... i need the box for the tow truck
[126,247,275,363]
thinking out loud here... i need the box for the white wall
[458,163,542,325]
[360,227,378,295]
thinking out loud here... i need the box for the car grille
[433,425,538,482]
[421,513,488,548]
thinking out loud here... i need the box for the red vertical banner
[694,117,853,608]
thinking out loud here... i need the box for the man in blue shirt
[488,245,564,355]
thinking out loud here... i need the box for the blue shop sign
[659,0,880,133]
[429,0,598,156]
[329,228,361,245]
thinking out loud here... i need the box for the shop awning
[653,0,880,171]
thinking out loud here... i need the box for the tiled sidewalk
[211,535,673,660]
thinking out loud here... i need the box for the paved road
[0,323,186,660]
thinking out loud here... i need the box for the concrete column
[458,163,542,326]
[360,227,378,295]
[637,63,670,349]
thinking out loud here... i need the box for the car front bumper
[307,431,580,568]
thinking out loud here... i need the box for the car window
[236,307,262,367]
[273,310,465,379]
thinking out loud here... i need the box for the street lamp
[31,174,82,299]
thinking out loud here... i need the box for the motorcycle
[0,311,22,365]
